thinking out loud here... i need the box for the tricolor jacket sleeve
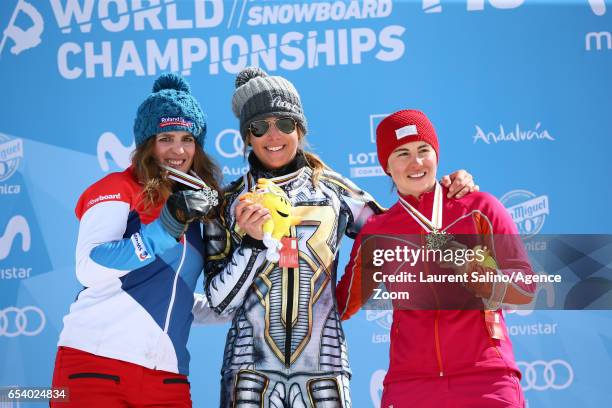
[74,173,178,288]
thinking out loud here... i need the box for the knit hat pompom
[235,67,267,89]
[153,72,191,94]
[231,66,307,140]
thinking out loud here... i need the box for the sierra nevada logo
[0,0,44,58]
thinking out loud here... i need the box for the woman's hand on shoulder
[440,169,479,199]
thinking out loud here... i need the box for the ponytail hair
[302,150,328,187]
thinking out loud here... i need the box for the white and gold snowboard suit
[205,158,381,408]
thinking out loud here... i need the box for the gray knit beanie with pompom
[133,73,207,146]
[231,67,307,140]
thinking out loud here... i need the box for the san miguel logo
[500,190,549,237]
[0,133,24,184]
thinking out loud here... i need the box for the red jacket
[336,186,535,384]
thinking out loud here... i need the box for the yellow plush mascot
[240,178,302,262]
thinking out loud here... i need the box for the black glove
[160,189,218,239]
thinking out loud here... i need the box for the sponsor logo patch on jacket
[131,233,151,261]
[86,193,121,209]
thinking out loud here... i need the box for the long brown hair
[245,124,329,187]
[131,137,222,218]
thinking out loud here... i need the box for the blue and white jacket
[58,167,226,375]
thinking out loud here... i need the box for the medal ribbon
[162,165,208,190]
[398,182,444,234]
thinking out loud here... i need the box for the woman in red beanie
[336,109,536,407]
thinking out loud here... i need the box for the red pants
[50,347,192,407]
[381,370,525,408]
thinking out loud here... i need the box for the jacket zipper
[423,233,444,377]
[155,239,187,368]
[285,265,294,368]
[164,239,186,333]
[434,309,444,377]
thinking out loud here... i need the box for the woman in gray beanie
[205,67,477,407]
[51,73,228,407]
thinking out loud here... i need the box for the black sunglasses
[249,117,297,138]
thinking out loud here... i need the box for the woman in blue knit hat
[205,67,479,408]
[50,73,226,407]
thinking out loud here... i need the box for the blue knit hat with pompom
[133,73,206,146]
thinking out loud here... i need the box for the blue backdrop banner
[1,0,611,406]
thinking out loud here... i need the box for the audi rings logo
[517,359,574,391]
[215,129,244,159]
[0,306,46,337]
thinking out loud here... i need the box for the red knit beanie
[376,110,439,173]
